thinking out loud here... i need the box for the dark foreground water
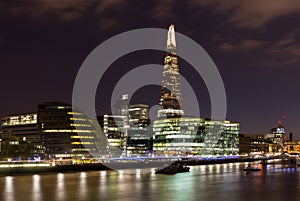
[1,162,299,201]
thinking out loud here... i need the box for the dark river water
[1,162,299,201]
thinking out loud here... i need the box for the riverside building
[238,124,286,155]
[1,113,43,160]
[0,102,107,161]
[38,102,105,160]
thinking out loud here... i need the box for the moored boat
[155,163,190,174]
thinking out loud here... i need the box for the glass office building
[99,103,151,156]
[38,102,106,160]
[1,113,43,159]
[153,117,239,155]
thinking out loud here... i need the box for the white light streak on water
[55,173,65,201]
[4,176,14,201]
[79,172,87,200]
[32,175,41,201]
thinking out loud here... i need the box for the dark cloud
[151,0,176,20]
[229,0,300,28]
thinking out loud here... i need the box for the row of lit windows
[67,112,83,115]
[70,136,95,139]
[71,142,94,145]
[71,148,93,152]
[43,129,92,133]
[108,142,122,147]
[69,123,92,127]
[70,118,88,121]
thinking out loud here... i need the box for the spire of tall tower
[167,24,176,52]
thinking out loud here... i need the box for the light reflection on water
[56,173,65,201]
[0,163,299,201]
[32,175,41,201]
[4,176,14,201]
[79,172,87,200]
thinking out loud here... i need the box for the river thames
[1,162,299,201]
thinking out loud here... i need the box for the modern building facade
[99,99,152,156]
[153,117,239,155]
[0,103,108,161]
[239,134,271,154]
[128,104,149,124]
[38,102,105,160]
[1,113,43,160]
[271,124,285,152]
[101,114,126,156]
[127,104,151,155]
[153,117,206,155]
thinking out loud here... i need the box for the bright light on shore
[0,163,51,168]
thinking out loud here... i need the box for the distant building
[127,104,151,155]
[100,114,126,156]
[98,102,152,156]
[239,125,286,155]
[115,94,129,116]
[239,134,271,154]
[1,113,43,160]
[128,104,149,124]
[284,141,300,155]
[271,124,285,152]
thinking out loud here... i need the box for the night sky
[1,1,300,139]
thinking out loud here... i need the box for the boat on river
[155,163,190,174]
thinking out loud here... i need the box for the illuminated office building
[1,113,43,159]
[205,120,239,155]
[128,104,149,124]
[38,102,105,159]
[127,104,151,155]
[99,103,151,156]
[239,134,272,154]
[153,117,239,155]
[271,124,285,152]
[101,114,126,156]
[153,117,206,155]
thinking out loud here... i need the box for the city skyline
[1,1,300,139]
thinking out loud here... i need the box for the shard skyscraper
[158,25,184,118]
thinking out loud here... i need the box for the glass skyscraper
[158,24,184,118]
